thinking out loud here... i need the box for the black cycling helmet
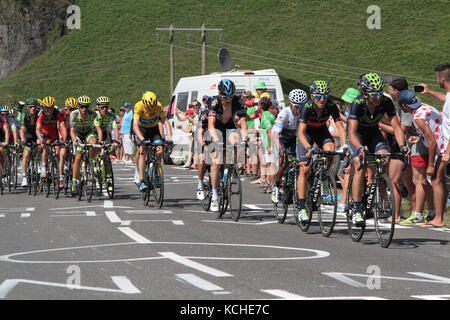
[218,79,236,96]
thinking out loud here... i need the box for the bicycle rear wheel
[317,173,338,237]
[4,153,11,193]
[374,173,395,248]
[228,166,242,222]
[52,159,60,199]
[32,159,40,197]
[11,152,18,190]
[217,180,228,219]
[274,171,289,224]
[345,175,366,242]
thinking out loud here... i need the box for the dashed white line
[176,273,224,291]
[118,227,152,243]
[159,252,233,278]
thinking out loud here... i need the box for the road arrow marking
[0,276,140,299]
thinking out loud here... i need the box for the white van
[165,69,285,164]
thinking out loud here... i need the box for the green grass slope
[0,0,448,110]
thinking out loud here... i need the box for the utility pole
[156,24,223,96]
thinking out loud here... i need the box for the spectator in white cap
[398,89,447,228]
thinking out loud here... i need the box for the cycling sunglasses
[367,91,383,97]
[292,103,301,109]
[313,94,329,100]
[220,95,233,101]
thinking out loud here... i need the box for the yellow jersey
[133,100,165,128]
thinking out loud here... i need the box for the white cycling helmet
[288,89,308,104]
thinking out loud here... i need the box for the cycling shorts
[296,126,335,164]
[348,129,389,159]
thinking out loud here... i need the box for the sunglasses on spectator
[367,91,383,97]
[313,94,329,100]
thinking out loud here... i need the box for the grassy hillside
[0,0,448,110]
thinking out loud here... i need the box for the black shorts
[136,126,162,144]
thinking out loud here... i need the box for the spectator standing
[120,102,134,164]
[398,90,447,229]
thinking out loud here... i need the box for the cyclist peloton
[19,98,40,187]
[69,96,102,195]
[271,89,308,203]
[0,108,10,179]
[1,106,20,149]
[36,96,67,181]
[133,91,172,192]
[294,81,348,222]
[207,79,248,212]
[348,73,408,226]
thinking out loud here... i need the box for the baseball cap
[341,88,360,103]
[397,90,422,110]
[186,109,195,116]
[255,82,267,90]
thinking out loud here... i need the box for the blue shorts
[348,129,389,159]
[296,126,334,163]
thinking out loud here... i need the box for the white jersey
[442,92,450,146]
[272,107,299,139]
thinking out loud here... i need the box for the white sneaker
[21,177,28,187]
[271,186,279,203]
[196,189,205,201]
[211,199,219,212]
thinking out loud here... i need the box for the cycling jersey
[298,99,342,128]
[0,115,8,143]
[94,111,118,131]
[207,95,246,133]
[37,109,64,141]
[272,107,300,140]
[70,109,98,137]
[20,110,38,142]
[348,95,396,133]
[133,101,165,128]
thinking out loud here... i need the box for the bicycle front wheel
[104,158,114,199]
[228,166,242,222]
[152,162,164,208]
[82,160,95,202]
[317,173,338,237]
[274,171,289,224]
[374,173,395,248]
[201,169,212,212]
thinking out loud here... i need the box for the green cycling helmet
[26,98,39,106]
[359,73,384,92]
[310,80,330,95]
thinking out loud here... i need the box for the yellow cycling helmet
[65,97,78,110]
[78,95,91,106]
[96,96,110,106]
[142,91,158,109]
[41,96,56,108]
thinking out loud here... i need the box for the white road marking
[411,294,450,300]
[118,227,152,244]
[104,200,114,208]
[158,252,233,278]
[85,211,96,216]
[125,210,173,214]
[261,289,385,300]
[176,273,224,291]
[20,213,30,218]
[105,211,122,223]
[0,276,140,298]
[202,220,278,226]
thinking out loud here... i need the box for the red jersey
[37,109,64,140]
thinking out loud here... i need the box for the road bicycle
[273,150,298,224]
[43,141,63,199]
[297,149,344,237]
[214,141,247,222]
[345,152,407,248]
[63,141,74,196]
[91,141,119,199]
[0,145,11,195]
[140,140,172,208]
[76,143,100,202]
[201,164,212,212]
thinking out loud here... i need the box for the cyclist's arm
[96,125,103,142]
[347,119,362,151]
[20,125,26,142]
[208,115,220,143]
[335,120,347,147]
[297,124,310,149]
[2,123,10,146]
[35,121,43,144]
[133,118,145,142]
[238,117,247,142]
[59,120,68,141]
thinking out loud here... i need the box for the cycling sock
[197,178,203,189]
[212,188,218,200]
[354,202,362,212]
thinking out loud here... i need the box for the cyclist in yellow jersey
[133,91,172,191]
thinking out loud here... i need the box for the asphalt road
[0,163,449,303]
